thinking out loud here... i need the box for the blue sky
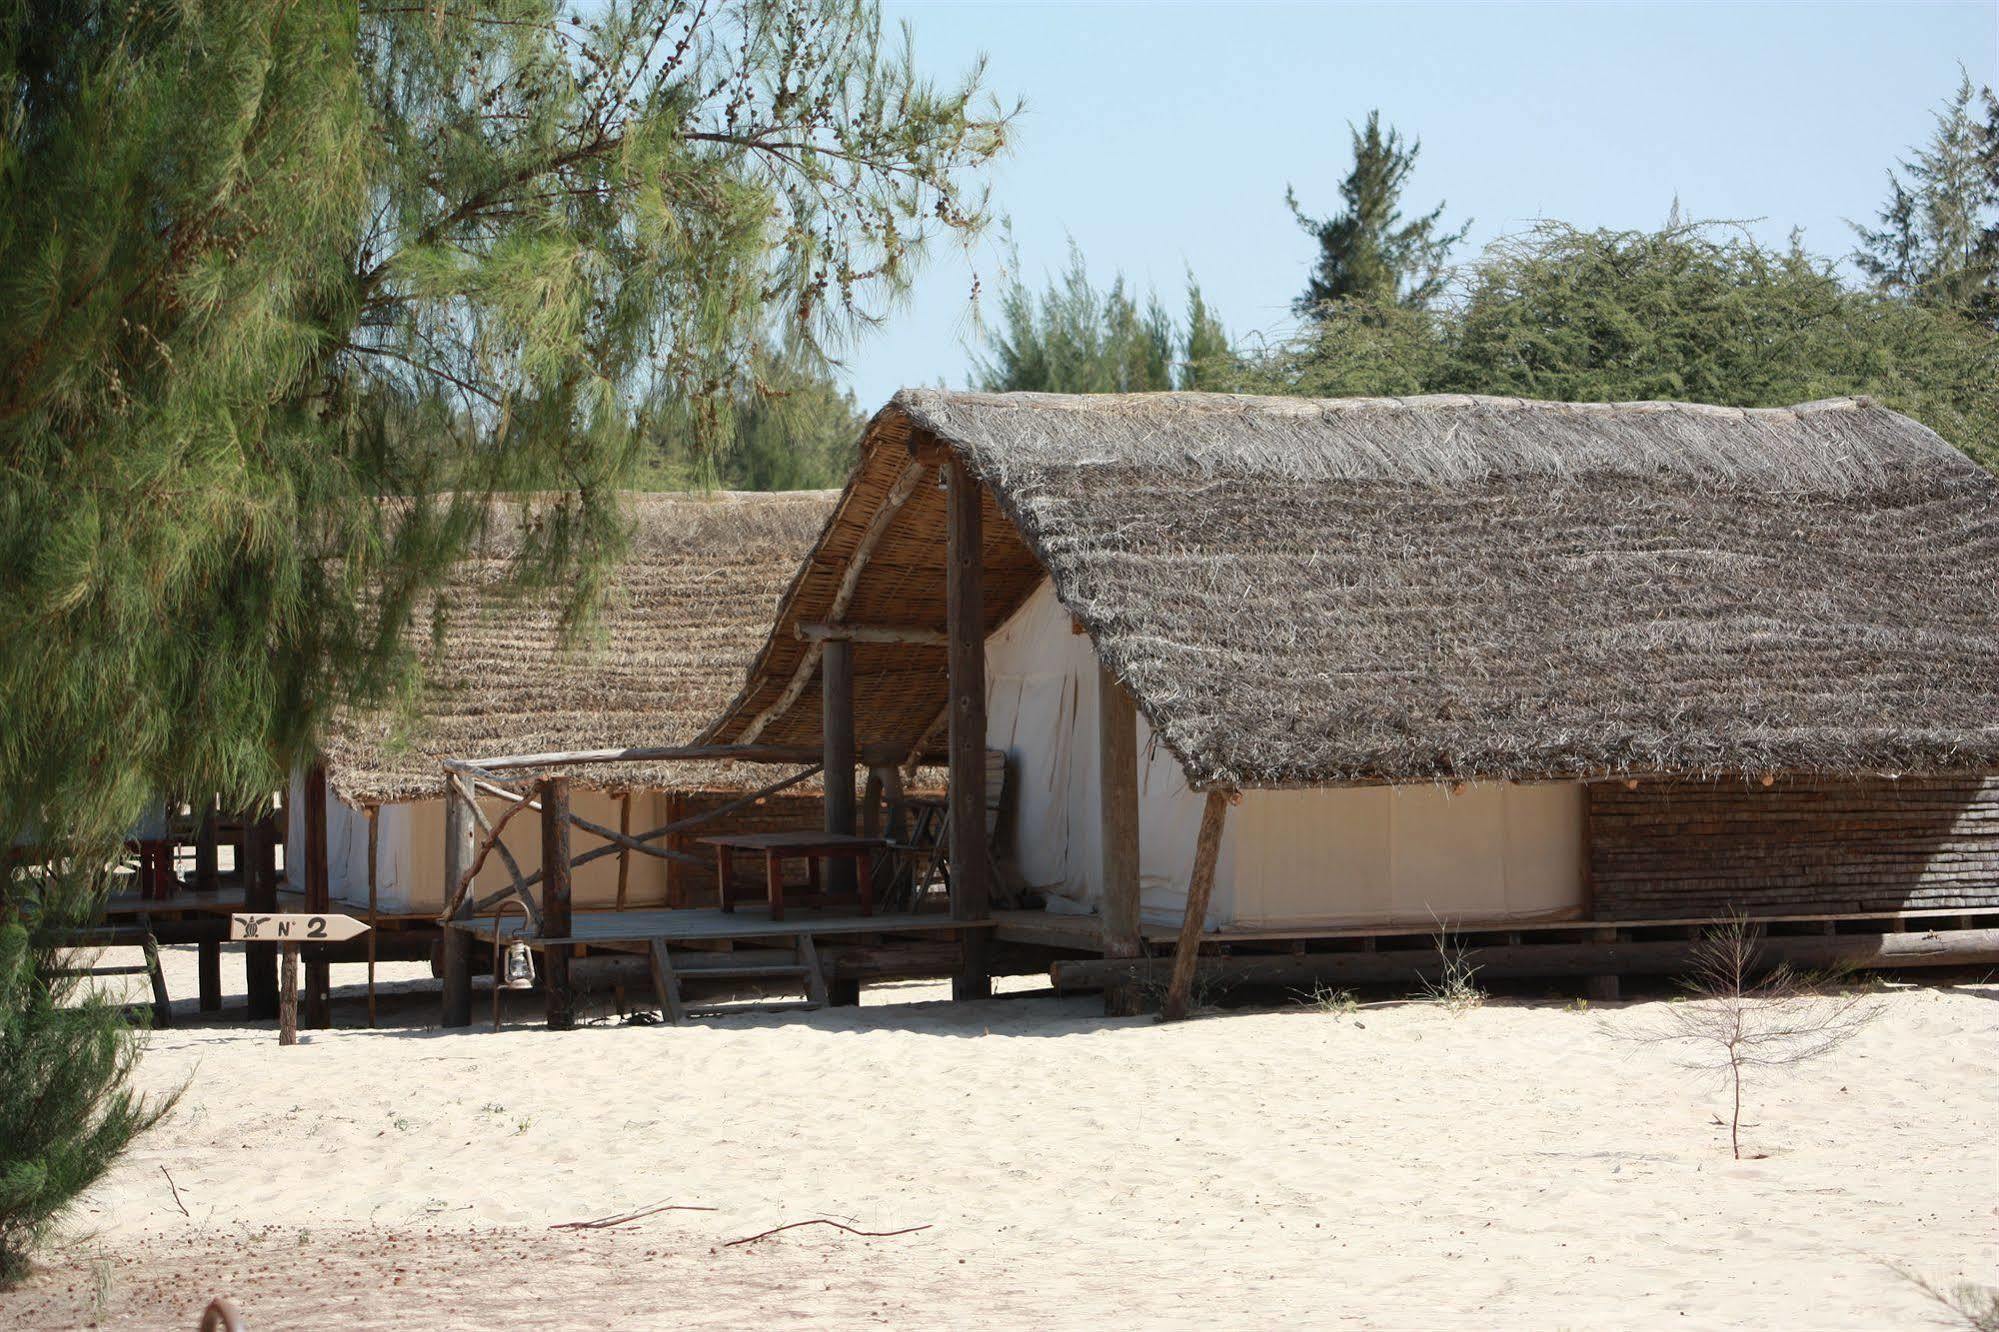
[837,0,1999,407]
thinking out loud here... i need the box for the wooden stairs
[646,932,829,1025]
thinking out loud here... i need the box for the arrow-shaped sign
[229,913,370,943]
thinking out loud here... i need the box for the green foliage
[1287,110,1466,313]
[973,242,1230,393]
[1852,70,1999,325]
[0,0,1011,845]
[0,1,1007,1281]
[1231,222,1999,471]
[637,352,865,491]
[0,867,178,1286]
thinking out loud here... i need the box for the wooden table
[701,831,885,922]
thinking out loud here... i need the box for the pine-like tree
[0,0,1009,1281]
[1287,111,1467,314]
[973,242,1229,393]
[1853,71,1999,323]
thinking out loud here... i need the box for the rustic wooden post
[862,768,885,839]
[440,782,475,1028]
[365,804,379,1028]
[1160,789,1230,1022]
[303,763,332,1029]
[196,935,221,1014]
[1098,662,1144,1016]
[278,942,299,1047]
[541,775,575,1030]
[615,791,633,910]
[945,455,991,1000]
[243,807,279,1019]
[822,636,857,898]
[194,798,218,892]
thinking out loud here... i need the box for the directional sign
[230,913,370,943]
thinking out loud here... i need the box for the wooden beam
[445,742,822,775]
[193,798,218,893]
[823,637,857,897]
[303,762,331,1030]
[1098,662,1143,1017]
[797,621,949,647]
[944,455,991,1001]
[440,784,475,1028]
[1160,790,1231,1022]
[541,776,575,1030]
[738,459,930,743]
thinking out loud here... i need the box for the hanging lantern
[503,940,536,990]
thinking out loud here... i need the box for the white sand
[4,945,1995,1329]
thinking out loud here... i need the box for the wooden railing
[435,743,826,1028]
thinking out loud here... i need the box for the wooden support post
[1161,790,1230,1022]
[365,805,379,1028]
[1098,662,1144,1017]
[197,937,221,1014]
[541,776,575,1030]
[302,762,331,1029]
[440,785,475,1028]
[823,636,858,897]
[194,798,218,893]
[278,942,299,1047]
[944,455,991,1000]
[243,808,279,1020]
[1587,926,1621,1002]
[862,768,885,839]
[665,792,687,907]
[615,791,632,910]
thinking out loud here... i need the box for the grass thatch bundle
[324,490,836,804]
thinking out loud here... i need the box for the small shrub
[1635,914,1876,1159]
[0,864,177,1285]
[1420,923,1484,1015]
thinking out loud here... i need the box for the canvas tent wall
[704,389,1999,930]
[987,580,1582,928]
[290,489,837,914]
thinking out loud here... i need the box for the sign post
[229,914,370,1045]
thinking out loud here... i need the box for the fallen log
[1049,928,1999,993]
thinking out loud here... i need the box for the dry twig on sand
[725,1219,932,1247]
[549,1202,718,1231]
[160,1166,189,1219]
[1632,913,1877,1159]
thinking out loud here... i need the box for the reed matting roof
[326,490,837,805]
[707,389,1999,788]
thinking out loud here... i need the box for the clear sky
[837,0,1999,408]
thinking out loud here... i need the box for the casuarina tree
[1286,110,1466,314]
[0,0,1009,1281]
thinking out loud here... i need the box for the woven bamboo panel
[1587,777,1999,918]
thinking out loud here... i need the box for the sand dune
[2,946,1994,1329]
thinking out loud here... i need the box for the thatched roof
[706,389,1999,788]
[325,490,837,805]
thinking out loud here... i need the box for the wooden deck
[446,906,978,950]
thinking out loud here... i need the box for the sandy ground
[1,945,1994,1330]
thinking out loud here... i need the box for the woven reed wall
[1586,777,1999,918]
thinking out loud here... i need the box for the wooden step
[673,963,812,980]
[684,1001,823,1018]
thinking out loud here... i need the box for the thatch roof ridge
[890,387,1975,493]
[323,488,839,805]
